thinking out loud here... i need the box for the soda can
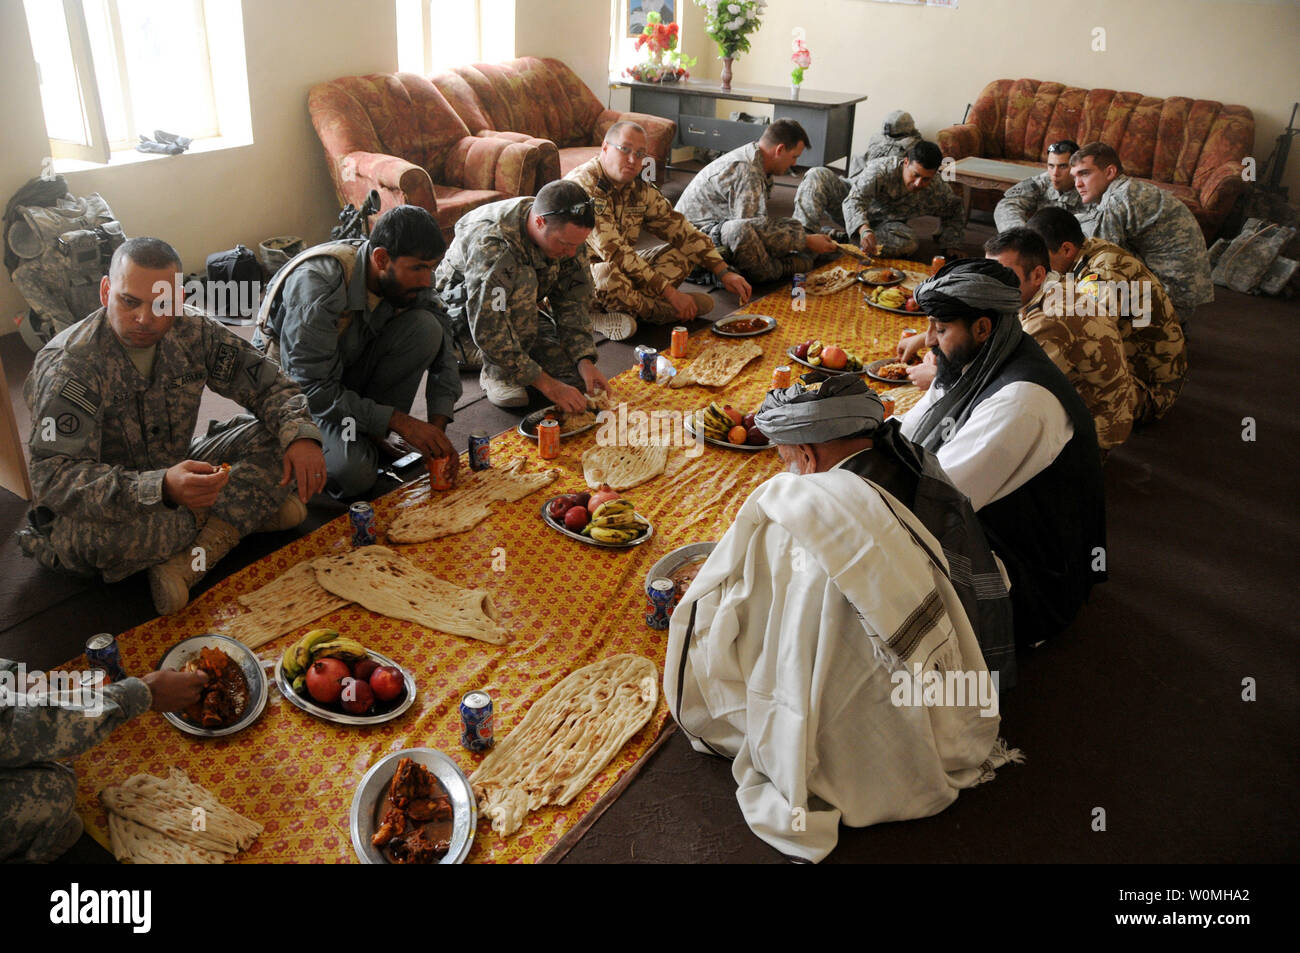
[460,690,495,751]
[427,455,452,490]
[880,395,895,420]
[670,325,689,359]
[772,365,793,390]
[639,346,659,382]
[646,578,675,629]
[349,501,376,546]
[930,256,946,275]
[538,418,561,459]
[791,274,806,297]
[468,432,491,471]
[85,633,127,683]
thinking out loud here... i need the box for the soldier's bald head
[110,238,181,283]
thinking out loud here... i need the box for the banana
[309,638,369,665]
[807,341,823,359]
[282,627,336,678]
[592,500,635,519]
[292,674,306,695]
[590,526,640,544]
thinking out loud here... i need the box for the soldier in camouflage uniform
[1070,142,1213,325]
[435,181,613,411]
[1,657,206,862]
[18,238,326,615]
[985,228,1136,452]
[794,141,965,258]
[1028,207,1188,424]
[994,140,1097,235]
[848,109,923,177]
[566,121,752,331]
[675,120,838,284]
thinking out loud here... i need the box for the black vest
[970,334,1107,644]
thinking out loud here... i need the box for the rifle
[1260,102,1298,197]
[330,189,382,240]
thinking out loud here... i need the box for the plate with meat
[645,542,717,608]
[157,634,268,737]
[351,749,476,864]
[856,266,905,287]
[518,390,613,440]
[866,359,914,384]
[710,314,777,337]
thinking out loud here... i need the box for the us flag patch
[58,379,99,416]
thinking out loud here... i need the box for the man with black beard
[897,259,1106,646]
[256,206,461,497]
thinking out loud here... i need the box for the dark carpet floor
[2,173,1296,864]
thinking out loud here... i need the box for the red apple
[305,657,350,705]
[369,665,405,703]
[339,676,375,715]
[574,492,591,510]
[745,427,768,446]
[794,341,811,360]
[741,413,756,429]
[352,657,380,681]
[564,505,590,531]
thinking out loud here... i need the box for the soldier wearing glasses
[994,140,1096,234]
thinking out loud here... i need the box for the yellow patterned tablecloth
[67,258,928,863]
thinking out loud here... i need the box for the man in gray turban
[755,375,1015,686]
[897,259,1106,645]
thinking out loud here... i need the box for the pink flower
[791,43,811,69]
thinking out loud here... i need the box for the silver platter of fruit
[276,649,416,727]
[517,405,600,440]
[540,495,655,549]
[684,412,774,451]
[786,345,868,376]
[350,748,476,864]
[158,633,269,738]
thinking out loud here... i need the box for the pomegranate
[588,483,620,511]
[305,658,350,705]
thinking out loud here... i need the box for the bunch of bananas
[694,402,736,441]
[280,628,369,689]
[584,499,649,544]
[870,286,908,310]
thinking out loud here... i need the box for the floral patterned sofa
[938,79,1255,238]
[429,57,676,183]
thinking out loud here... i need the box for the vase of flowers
[790,29,811,98]
[626,11,695,84]
[698,0,767,91]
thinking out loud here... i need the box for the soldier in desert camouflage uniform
[675,119,838,283]
[17,238,326,615]
[1027,207,1188,424]
[435,181,613,411]
[0,657,206,862]
[984,228,1136,452]
[994,140,1097,235]
[794,141,965,258]
[1070,142,1213,325]
[849,109,923,177]
[566,121,752,335]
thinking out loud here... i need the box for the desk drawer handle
[687,124,705,135]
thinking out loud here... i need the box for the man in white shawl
[664,382,1021,862]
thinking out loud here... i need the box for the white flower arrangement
[697,0,765,60]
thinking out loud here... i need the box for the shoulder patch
[212,342,239,384]
[58,379,99,416]
[55,412,81,435]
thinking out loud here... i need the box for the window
[395,0,515,75]
[24,0,250,165]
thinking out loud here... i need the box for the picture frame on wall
[629,0,675,36]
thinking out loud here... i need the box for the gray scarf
[755,375,885,444]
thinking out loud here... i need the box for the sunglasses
[1047,141,1079,155]
[539,197,594,218]
[609,142,649,162]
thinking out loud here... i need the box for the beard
[377,267,419,305]
[934,338,983,390]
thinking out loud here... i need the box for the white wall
[513,0,613,108]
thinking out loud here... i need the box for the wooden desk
[949,156,1040,217]
[612,77,867,170]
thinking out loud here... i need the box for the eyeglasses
[609,142,649,162]
[538,197,594,218]
[1047,141,1079,155]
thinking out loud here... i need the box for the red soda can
[772,365,793,389]
[538,418,560,459]
[670,326,688,359]
[468,432,491,471]
[930,255,946,275]
[427,455,452,490]
[460,690,494,751]
[880,395,895,420]
[349,501,376,546]
[85,633,127,683]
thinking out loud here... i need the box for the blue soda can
[85,633,127,683]
[469,431,491,471]
[639,346,659,382]
[791,274,806,297]
[460,690,495,751]
[349,501,376,546]
[646,578,675,629]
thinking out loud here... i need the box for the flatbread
[470,654,658,836]
[581,445,669,491]
[99,769,262,859]
[669,340,762,388]
[108,813,228,865]
[221,560,350,648]
[804,266,857,295]
[388,457,559,544]
[836,241,868,259]
[313,545,510,645]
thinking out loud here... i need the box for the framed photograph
[629,0,675,36]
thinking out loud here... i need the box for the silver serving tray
[350,748,476,864]
[540,497,655,549]
[276,649,416,727]
[785,346,868,377]
[865,358,915,385]
[710,313,777,337]
[158,634,268,738]
[517,406,600,440]
[683,413,774,452]
[644,542,716,598]
[856,266,905,287]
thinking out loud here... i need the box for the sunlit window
[396,0,515,74]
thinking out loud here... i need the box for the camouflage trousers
[701,217,810,284]
[1133,372,1187,426]
[591,243,694,325]
[42,417,287,583]
[317,307,444,498]
[0,761,83,862]
[792,168,920,256]
[479,311,585,391]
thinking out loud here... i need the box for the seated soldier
[1070,142,1213,327]
[1026,206,1188,425]
[675,118,838,284]
[566,121,752,339]
[849,109,924,177]
[665,438,1019,863]
[753,375,1016,687]
[0,657,207,862]
[984,227,1137,453]
[435,180,613,411]
[794,140,965,259]
[897,259,1107,646]
[19,238,327,616]
[256,205,461,498]
[993,140,1096,234]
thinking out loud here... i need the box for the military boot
[255,495,308,533]
[147,516,242,616]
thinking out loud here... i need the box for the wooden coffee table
[948,156,1040,217]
